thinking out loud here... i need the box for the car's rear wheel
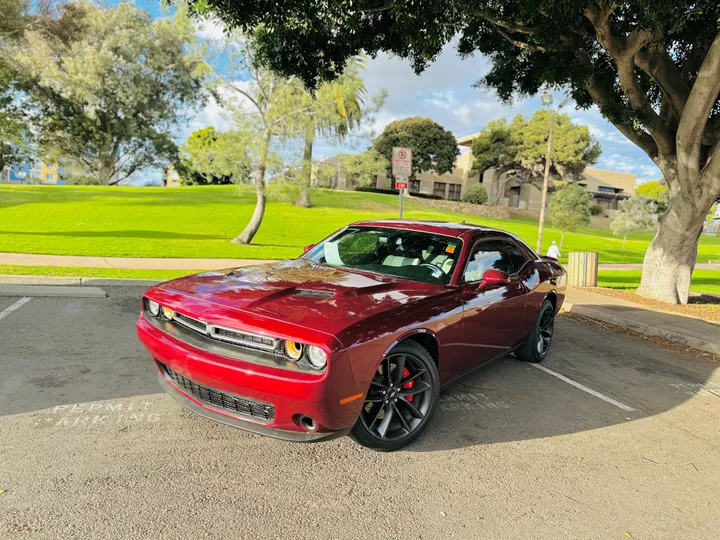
[352,341,439,451]
[516,299,555,363]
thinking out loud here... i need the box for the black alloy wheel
[516,299,556,363]
[352,341,439,451]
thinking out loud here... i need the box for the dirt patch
[578,287,720,324]
[560,312,720,364]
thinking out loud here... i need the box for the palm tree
[296,58,369,208]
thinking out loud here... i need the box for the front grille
[174,312,208,333]
[210,326,276,350]
[161,363,275,422]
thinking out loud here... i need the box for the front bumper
[137,315,364,441]
[157,369,350,442]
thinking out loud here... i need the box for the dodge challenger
[137,220,566,450]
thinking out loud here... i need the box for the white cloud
[194,18,227,41]
[182,35,664,183]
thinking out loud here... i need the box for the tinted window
[302,227,462,285]
[504,240,530,273]
[463,240,514,282]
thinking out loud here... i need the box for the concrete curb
[0,285,108,298]
[0,275,163,287]
[561,302,720,356]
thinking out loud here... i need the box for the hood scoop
[293,289,335,299]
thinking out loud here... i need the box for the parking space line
[0,297,31,322]
[531,363,636,412]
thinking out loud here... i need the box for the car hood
[158,260,445,335]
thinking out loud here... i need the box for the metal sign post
[392,147,412,220]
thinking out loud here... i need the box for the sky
[133,2,662,185]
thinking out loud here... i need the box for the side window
[504,240,531,274]
[463,240,514,282]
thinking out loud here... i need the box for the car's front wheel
[516,299,556,363]
[352,341,439,451]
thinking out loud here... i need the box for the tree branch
[585,76,658,159]
[677,33,720,179]
[491,25,547,53]
[635,47,689,122]
[479,14,538,35]
[194,45,264,115]
[584,5,674,155]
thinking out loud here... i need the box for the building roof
[456,133,480,147]
[582,167,636,194]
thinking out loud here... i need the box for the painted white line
[531,363,636,412]
[0,297,31,322]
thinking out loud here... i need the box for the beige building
[163,166,181,187]
[317,133,636,209]
[457,133,636,212]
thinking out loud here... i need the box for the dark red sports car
[137,220,566,450]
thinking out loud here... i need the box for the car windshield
[302,226,462,285]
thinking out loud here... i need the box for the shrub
[355,186,443,199]
[461,184,488,205]
[590,204,604,216]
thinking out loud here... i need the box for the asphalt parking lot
[1,287,719,539]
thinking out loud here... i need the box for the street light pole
[536,94,570,255]
[536,109,556,254]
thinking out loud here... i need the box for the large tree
[0,0,30,176]
[548,184,592,248]
[197,33,320,243]
[177,127,240,185]
[372,117,459,179]
[611,195,658,248]
[188,0,720,305]
[472,111,600,204]
[10,1,206,185]
[294,59,383,207]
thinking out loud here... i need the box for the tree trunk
[636,196,706,304]
[560,231,565,249]
[622,233,627,249]
[98,156,114,186]
[483,168,514,206]
[233,125,271,244]
[296,125,314,208]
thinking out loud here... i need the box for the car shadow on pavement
[410,317,719,452]
[1,293,718,454]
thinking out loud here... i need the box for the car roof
[349,219,501,238]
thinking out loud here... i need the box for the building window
[45,173,55,182]
[433,182,447,198]
[447,184,461,201]
[409,179,421,194]
[597,186,615,193]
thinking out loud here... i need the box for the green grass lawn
[1,184,719,263]
[0,265,194,280]
[599,270,720,294]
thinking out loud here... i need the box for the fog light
[307,346,327,369]
[146,300,160,316]
[284,340,303,361]
[162,306,174,320]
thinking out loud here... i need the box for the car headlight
[307,346,327,369]
[284,340,303,361]
[162,306,174,320]
[146,299,160,316]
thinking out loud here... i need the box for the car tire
[352,340,440,451]
[515,299,556,363]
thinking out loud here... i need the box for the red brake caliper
[402,367,415,402]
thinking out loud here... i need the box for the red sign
[395,181,408,189]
